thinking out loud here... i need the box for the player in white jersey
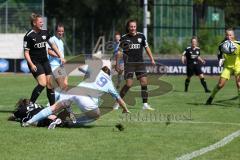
[47,23,67,101]
[22,60,130,128]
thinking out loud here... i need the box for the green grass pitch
[0,74,240,160]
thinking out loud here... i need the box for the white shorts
[59,93,98,112]
[51,65,67,79]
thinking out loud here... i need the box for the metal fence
[153,0,227,54]
[0,0,239,55]
[0,1,42,33]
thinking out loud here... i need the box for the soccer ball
[221,40,236,54]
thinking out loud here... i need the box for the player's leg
[206,68,230,105]
[185,76,191,92]
[29,62,46,103]
[116,62,124,89]
[136,63,154,110]
[185,64,193,92]
[72,95,100,125]
[75,108,100,125]
[195,64,210,92]
[114,64,133,110]
[117,71,123,89]
[234,69,240,107]
[23,100,67,127]
[119,64,134,99]
[198,74,211,93]
[45,62,55,105]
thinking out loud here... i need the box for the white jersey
[47,36,64,69]
[78,70,120,101]
[59,67,120,111]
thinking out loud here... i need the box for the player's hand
[115,65,121,73]
[30,64,37,72]
[202,59,206,65]
[219,59,224,67]
[151,59,156,65]
[181,58,185,64]
[122,108,131,114]
[60,58,66,64]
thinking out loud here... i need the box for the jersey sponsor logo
[137,38,142,43]
[32,38,36,41]
[42,35,46,40]
[196,51,199,55]
[34,42,46,48]
[129,44,140,49]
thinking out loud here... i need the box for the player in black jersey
[23,13,66,106]
[115,19,155,110]
[8,98,73,129]
[181,36,210,93]
[8,98,57,127]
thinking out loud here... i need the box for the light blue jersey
[48,36,64,69]
[113,41,124,65]
[78,68,120,105]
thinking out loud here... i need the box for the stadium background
[1,1,240,160]
[1,0,240,74]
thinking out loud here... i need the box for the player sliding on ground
[22,64,130,129]
[206,28,240,105]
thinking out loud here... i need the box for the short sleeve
[23,36,31,50]
[45,30,51,41]
[182,48,187,55]
[142,34,149,48]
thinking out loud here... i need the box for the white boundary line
[176,129,240,160]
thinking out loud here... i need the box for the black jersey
[183,46,201,65]
[13,103,44,122]
[23,29,51,62]
[120,32,148,63]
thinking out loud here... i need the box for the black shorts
[124,63,147,80]
[187,63,202,77]
[28,60,52,78]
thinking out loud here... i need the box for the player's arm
[142,35,155,65]
[218,41,225,66]
[197,56,206,64]
[181,50,186,64]
[145,47,155,65]
[24,50,37,72]
[115,50,123,73]
[116,98,130,113]
[23,36,37,72]
[47,40,66,64]
[48,48,58,57]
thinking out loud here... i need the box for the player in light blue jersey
[47,23,68,101]
[113,32,124,89]
[22,60,130,129]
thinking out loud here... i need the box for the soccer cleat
[205,97,213,105]
[142,103,155,111]
[21,122,30,127]
[113,103,119,110]
[48,118,62,129]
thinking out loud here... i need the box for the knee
[126,83,132,88]
[46,82,53,89]
[218,82,225,89]
[38,81,47,87]
[60,82,68,91]
[140,79,148,86]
